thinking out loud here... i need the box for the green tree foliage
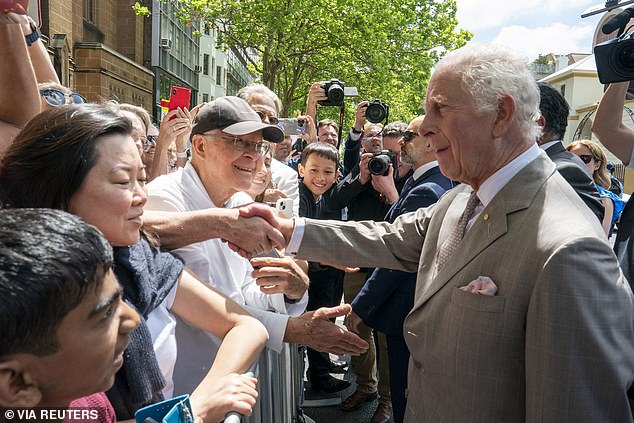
[147,0,471,123]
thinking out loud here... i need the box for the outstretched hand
[285,304,369,356]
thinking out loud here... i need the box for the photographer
[306,81,345,148]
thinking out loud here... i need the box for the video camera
[318,79,359,107]
[365,100,389,124]
[368,150,397,176]
[594,5,634,83]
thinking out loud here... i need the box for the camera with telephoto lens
[318,79,359,107]
[365,100,389,124]
[368,150,397,176]
[594,32,634,83]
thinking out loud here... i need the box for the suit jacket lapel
[413,153,555,309]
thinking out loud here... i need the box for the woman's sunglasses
[578,154,595,164]
[39,88,87,107]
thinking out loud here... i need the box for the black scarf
[106,238,183,420]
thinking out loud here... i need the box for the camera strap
[338,105,345,148]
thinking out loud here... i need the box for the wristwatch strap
[25,17,40,46]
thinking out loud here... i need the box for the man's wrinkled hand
[359,153,373,185]
[224,206,286,259]
[371,165,398,203]
[250,255,309,300]
[344,310,362,334]
[238,203,295,245]
[285,304,369,356]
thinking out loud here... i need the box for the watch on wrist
[351,127,363,135]
[25,17,40,46]
[175,148,189,159]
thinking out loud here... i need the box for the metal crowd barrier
[245,343,308,423]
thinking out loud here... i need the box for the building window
[216,65,223,86]
[204,24,211,36]
[203,54,209,75]
[560,85,566,98]
[202,93,209,103]
[83,0,96,23]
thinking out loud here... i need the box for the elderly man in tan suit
[239,44,634,422]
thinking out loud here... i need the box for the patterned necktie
[400,176,416,196]
[436,191,481,272]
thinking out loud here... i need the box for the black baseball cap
[191,96,283,142]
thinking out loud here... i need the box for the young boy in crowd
[0,208,139,420]
[298,142,350,393]
[298,142,340,219]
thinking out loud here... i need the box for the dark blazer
[544,141,604,222]
[352,165,454,335]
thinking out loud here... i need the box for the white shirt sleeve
[286,217,306,255]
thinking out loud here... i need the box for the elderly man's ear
[0,360,42,407]
[492,95,516,139]
[191,135,207,158]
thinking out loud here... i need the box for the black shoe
[329,359,348,374]
[310,376,351,393]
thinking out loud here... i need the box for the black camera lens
[365,100,388,124]
[368,154,391,176]
[615,41,634,72]
[327,83,344,103]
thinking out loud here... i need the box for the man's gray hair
[436,45,541,141]
[237,84,282,114]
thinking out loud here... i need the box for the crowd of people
[0,6,633,423]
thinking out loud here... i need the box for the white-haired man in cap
[239,45,634,422]
[147,96,367,395]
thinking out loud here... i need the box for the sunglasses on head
[255,110,279,125]
[39,88,87,107]
[578,154,594,164]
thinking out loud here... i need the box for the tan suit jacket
[297,153,634,422]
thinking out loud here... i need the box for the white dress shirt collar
[413,160,439,181]
[539,139,561,151]
[476,143,541,207]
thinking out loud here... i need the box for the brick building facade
[40,0,153,111]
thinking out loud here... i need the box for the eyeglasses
[578,154,595,164]
[255,110,279,126]
[361,134,382,143]
[201,133,270,156]
[401,130,418,142]
[142,135,158,152]
[39,88,87,106]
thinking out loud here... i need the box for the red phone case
[169,86,191,112]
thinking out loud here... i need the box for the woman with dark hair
[0,104,268,422]
[567,139,625,238]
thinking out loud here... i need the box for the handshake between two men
[226,202,368,356]
[226,203,368,355]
